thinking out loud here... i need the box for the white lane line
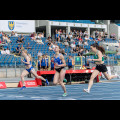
[31,97,42,98]
[15,96,24,98]
[31,97,50,100]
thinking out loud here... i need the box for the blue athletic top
[68,58,72,66]
[38,60,40,66]
[51,60,54,68]
[24,58,32,66]
[54,53,63,65]
[41,58,46,66]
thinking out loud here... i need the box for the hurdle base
[0,82,7,89]
[18,80,38,87]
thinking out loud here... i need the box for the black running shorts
[95,64,108,72]
[55,67,65,73]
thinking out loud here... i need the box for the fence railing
[0,61,37,78]
[0,62,24,78]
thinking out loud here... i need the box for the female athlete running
[84,43,117,93]
[53,45,67,97]
[20,50,49,90]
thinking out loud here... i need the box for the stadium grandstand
[0,20,120,100]
[0,20,120,76]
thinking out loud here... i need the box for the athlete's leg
[59,69,67,93]
[68,66,73,70]
[84,70,99,93]
[21,70,29,86]
[41,67,43,71]
[70,68,73,70]
[53,71,60,85]
[102,72,117,80]
[30,68,46,82]
[43,67,45,71]
[47,66,49,71]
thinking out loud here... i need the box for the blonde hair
[23,49,32,61]
[23,49,27,54]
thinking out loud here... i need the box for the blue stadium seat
[104,60,108,65]
[0,61,5,67]
[114,60,118,65]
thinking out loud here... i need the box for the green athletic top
[94,50,104,62]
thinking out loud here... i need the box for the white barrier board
[0,20,35,33]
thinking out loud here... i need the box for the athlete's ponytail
[91,43,105,54]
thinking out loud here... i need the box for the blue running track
[0,81,120,100]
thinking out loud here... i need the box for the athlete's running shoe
[46,79,49,85]
[83,89,90,94]
[20,86,26,90]
[63,79,67,83]
[62,93,68,97]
